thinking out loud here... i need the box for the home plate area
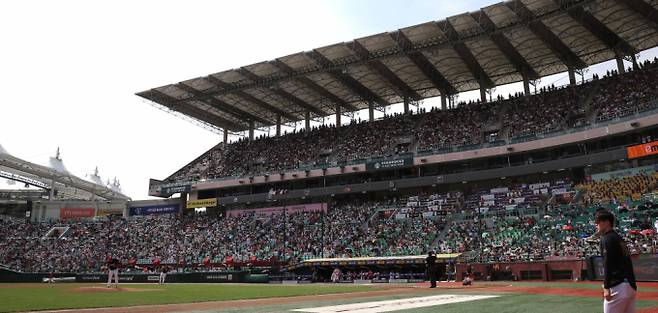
[292,294,499,313]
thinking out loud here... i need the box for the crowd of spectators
[415,101,496,151]
[0,198,444,273]
[437,200,658,263]
[592,58,658,122]
[4,172,658,272]
[580,173,658,205]
[165,59,658,183]
[503,84,588,138]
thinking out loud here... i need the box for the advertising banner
[161,184,192,195]
[529,182,550,190]
[628,141,658,159]
[150,179,193,196]
[186,198,217,209]
[129,204,179,216]
[592,254,658,281]
[227,203,327,218]
[96,207,124,217]
[366,156,413,171]
[490,187,509,194]
[60,208,95,219]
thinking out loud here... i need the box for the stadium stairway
[41,226,70,240]
[431,213,456,248]
[583,80,603,124]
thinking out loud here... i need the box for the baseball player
[106,256,119,288]
[159,265,169,285]
[596,209,636,313]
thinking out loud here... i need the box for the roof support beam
[390,31,458,95]
[271,87,327,116]
[346,41,422,101]
[146,89,244,131]
[621,0,658,27]
[238,67,328,116]
[232,90,299,122]
[306,50,390,107]
[565,5,636,56]
[441,20,495,88]
[204,75,296,122]
[270,59,358,112]
[177,82,272,126]
[506,0,587,69]
[474,11,540,80]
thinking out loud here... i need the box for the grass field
[1,282,658,313]
[0,283,376,312]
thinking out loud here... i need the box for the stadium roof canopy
[137,0,658,132]
[0,150,131,201]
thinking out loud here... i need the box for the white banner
[491,187,509,194]
[529,182,550,190]
[551,188,568,195]
[481,194,495,200]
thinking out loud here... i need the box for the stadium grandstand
[6,0,658,286]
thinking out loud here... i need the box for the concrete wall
[456,260,588,281]
[218,148,626,205]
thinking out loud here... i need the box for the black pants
[428,267,437,287]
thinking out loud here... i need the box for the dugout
[285,254,461,283]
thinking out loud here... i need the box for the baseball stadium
[6,0,658,312]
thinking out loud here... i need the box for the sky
[0,0,656,199]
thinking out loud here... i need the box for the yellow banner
[186,198,217,209]
[95,208,124,217]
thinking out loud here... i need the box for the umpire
[595,209,637,313]
[425,251,437,288]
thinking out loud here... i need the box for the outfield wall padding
[455,259,588,282]
[0,268,268,283]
